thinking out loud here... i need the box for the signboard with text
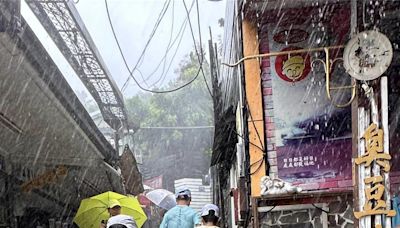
[262,4,353,188]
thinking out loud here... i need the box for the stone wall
[259,198,354,227]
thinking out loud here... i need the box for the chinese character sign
[354,123,396,221]
[283,156,316,168]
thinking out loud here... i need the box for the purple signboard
[277,139,352,182]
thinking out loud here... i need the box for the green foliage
[125,50,214,190]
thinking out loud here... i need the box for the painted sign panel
[261,4,352,188]
[354,123,395,222]
[275,46,311,82]
[277,139,352,180]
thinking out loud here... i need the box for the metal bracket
[311,48,356,108]
[222,45,356,108]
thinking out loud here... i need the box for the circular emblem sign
[275,46,311,82]
[343,30,393,81]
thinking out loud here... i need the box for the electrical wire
[247,103,265,151]
[119,0,172,91]
[105,0,169,90]
[249,158,265,175]
[105,0,203,94]
[195,0,213,97]
[263,205,277,213]
[312,204,330,214]
[233,129,264,153]
[150,2,194,87]
[246,100,268,175]
[156,29,187,86]
[144,0,177,86]
[232,120,266,176]
[130,0,194,88]
[182,0,213,98]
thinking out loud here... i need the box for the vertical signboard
[261,4,353,189]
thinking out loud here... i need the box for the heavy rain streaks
[2,0,400,227]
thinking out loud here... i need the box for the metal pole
[349,1,367,228]
[358,105,371,228]
[370,87,382,227]
[114,131,120,156]
[381,76,392,228]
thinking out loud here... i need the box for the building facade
[212,0,400,227]
[0,1,141,226]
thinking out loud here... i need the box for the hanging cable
[312,204,330,214]
[119,0,172,91]
[245,99,268,175]
[195,0,213,97]
[233,129,264,153]
[105,0,203,94]
[249,158,265,175]
[150,3,193,87]
[182,0,213,98]
[105,0,170,90]
[144,0,177,86]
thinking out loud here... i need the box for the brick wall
[260,30,278,177]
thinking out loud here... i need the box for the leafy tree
[125,49,214,191]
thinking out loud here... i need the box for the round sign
[343,30,393,81]
[275,46,311,82]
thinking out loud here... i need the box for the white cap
[175,186,191,198]
[201,204,219,217]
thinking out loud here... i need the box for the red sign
[275,46,311,82]
[144,175,163,189]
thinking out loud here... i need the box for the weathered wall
[259,198,354,228]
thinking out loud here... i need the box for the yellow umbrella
[73,191,147,228]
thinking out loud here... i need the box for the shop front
[0,1,125,226]
[216,0,400,227]
[249,1,400,227]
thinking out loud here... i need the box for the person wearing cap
[198,204,219,228]
[100,199,137,228]
[159,187,200,228]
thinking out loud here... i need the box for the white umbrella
[145,189,176,210]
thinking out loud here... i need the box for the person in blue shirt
[160,187,200,228]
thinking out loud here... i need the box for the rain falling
[0,0,400,228]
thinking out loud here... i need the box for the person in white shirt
[198,204,220,228]
[101,199,137,228]
[107,214,137,228]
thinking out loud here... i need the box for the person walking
[198,204,220,228]
[159,187,200,228]
[100,199,138,228]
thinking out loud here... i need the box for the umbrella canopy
[73,191,147,228]
[145,189,176,210]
